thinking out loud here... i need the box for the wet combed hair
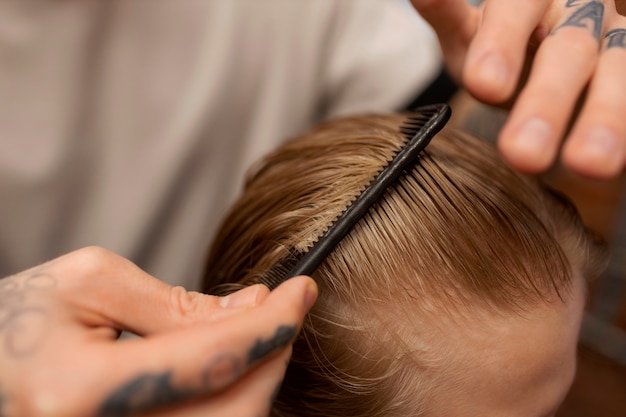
[202,114,607,417]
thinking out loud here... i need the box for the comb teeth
[399,105,446,141]
[259,261,292,291]
[260,104,451,289]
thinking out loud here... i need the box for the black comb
[260,103,451,290]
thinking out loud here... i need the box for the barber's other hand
[411,0,626,178]
[0,246,317,417]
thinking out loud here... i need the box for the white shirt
[0,0,440,290]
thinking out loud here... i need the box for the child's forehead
[396,273,587,417]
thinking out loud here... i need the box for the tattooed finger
[139,348,292,417]
[554,0,605,41]
[605,27,626,49]
[97,325,297,416]
[498,12,602,173]
[463,0,549,102]
[96,276,315,416]
[247,325,297,366]
[560,23,626,177]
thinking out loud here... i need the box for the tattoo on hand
[98,372,197,417]
[606,28,626,49]
[247,325,297,365]
[98,325,296,415]
[99,354,243,415]
[566,0,582,7]
[556,1,604,40]
[0,271,55,357]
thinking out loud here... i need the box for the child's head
[203,114,608,417]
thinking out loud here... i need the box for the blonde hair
[203,114,607,416]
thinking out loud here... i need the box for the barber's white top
[0,0,440,290]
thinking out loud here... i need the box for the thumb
[51,247,270,337]
[93,276,317,416]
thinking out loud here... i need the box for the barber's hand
[0,246,317,417]
[412,0,626,178]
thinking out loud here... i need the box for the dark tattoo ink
[556,1,604,40]
[566,0,581,7]
[247,325,297,365]
[98,326,296,415]
[605,28,626,49]
[0,272,55,357]
[98,372,198,417]
[100,354,244,416]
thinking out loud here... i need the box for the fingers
[562,25,626,177]
[410,0,478,76]
[498,1,605,173]
[413,0,625,177]
[463,0,550,102]
[148,347,292,417]
[0,248,316,417]
[93,276,317,416]
[48,247,271,336]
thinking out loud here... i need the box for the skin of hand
[0,246,318,417]
[411,0,626,179]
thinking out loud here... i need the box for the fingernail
[477,53,508,88]
[219,285,261,308]
[581,127,623,163]
[512,118,552,156]
[303,280,318,312]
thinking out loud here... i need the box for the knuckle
[53,246,136,294]
[168,286,205,320]
[65,246,141,283]
[66,246,119,276]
